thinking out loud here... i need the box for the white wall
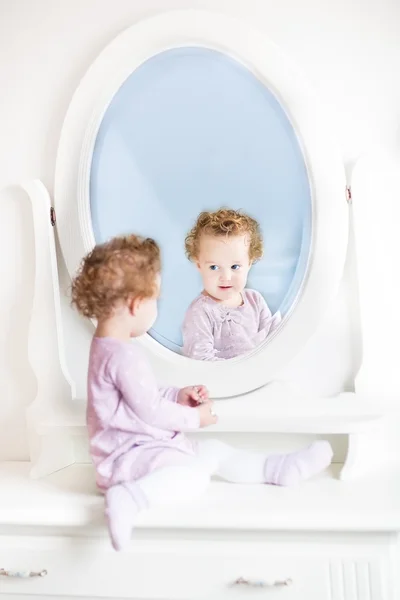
[1,0,399,460]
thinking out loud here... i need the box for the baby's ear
[128,296,141,315]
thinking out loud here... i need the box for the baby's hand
[198,401,218,428]
[177,385,209,407]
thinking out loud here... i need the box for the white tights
[132,440,273,509]
[105,439,332,550]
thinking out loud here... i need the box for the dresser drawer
[0,534,392,599]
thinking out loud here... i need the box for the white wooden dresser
[1,460,399,599]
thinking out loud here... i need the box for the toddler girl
[72,234,333,552]
[183,209,281,360]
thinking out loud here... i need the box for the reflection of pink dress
[87,337,199,491]
[182,289,281,360]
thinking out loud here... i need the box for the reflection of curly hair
[185,208,263,262]
[71,235,160,319]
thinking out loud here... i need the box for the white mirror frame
[55,9,348,397]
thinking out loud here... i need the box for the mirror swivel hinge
[50,207,56,226]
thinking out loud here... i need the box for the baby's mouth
[219,286,232,290]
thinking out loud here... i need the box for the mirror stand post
[22,180,77,479]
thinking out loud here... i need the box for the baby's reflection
[182,209,281,360]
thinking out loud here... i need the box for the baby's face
[196,234,251,303]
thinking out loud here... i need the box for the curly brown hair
[71,235,160,320]
[185,208,263,262]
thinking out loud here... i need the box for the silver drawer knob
[232,576,293,588]
[0,568,47,579]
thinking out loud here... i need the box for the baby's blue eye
[209,265,219,271]
[231,264,240,271]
